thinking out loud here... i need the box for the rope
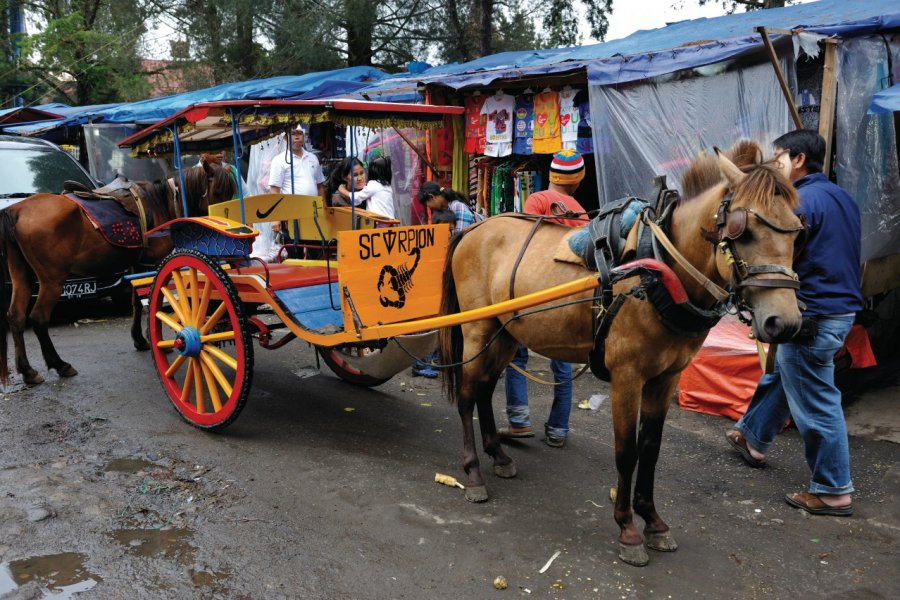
[507,361,591,385]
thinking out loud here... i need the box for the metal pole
[171,125,189,217]
[228,108,246,223]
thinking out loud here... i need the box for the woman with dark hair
[337,156,395,218]
[417,181,478,234]
[327,157,366,208]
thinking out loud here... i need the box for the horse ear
[772,151,793,180]
[715,147,745,188]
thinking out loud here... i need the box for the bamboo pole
[756,26,803,130]
[818,39,840,177]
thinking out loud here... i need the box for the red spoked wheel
[149,249,253,431]
[317,345,390,387]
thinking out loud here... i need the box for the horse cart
[117,99,605,431]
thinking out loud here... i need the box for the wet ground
[0,301,897,599]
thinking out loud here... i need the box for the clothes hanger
[494,88,505,97]
[523,86,535,94]
[562,84,573,92]
[541,86,552,93]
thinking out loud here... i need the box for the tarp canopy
[118,99,463,157]
[354,0,900,94]
[4,66,390,141]
[868,83,900,114]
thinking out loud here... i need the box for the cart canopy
[118,99,463,158]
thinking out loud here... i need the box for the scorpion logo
[377,246,421,308]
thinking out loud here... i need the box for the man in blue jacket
[726,130,863,516]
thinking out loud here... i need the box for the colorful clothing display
[532,90,562,154]
[512,95,535,155]
[464,95,487,154]
[559,88,579,150]
[481,92,515,157]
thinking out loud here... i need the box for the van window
[0,148,95,196]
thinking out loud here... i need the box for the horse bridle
[705,192,805,293]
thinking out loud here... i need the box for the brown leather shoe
[498,425,534,438]
[725,430,766,468]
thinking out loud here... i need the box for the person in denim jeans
[501,346,572,447]
[726,130,863,516]
[498,150,588,448]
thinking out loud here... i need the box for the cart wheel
[317,345,390,387]
[149,249,253,430]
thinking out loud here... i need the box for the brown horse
[439,144,804,566]
[0,162,235,386]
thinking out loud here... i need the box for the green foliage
[695,0,790,13]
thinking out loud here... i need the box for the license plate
[61,281,98,299]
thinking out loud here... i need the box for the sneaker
[545,435,566,448]
[411,366,439,379]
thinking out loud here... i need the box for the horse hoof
[493,462,517,479]
[24,373,44,386]
[646,530,678,552]
[134,340,150,352]
[465,486,489,503]
[57,365,78,378]
[618,542,649,567]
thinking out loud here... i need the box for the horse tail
[439,231,466,404]
[0,209,16,385]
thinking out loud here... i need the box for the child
[338,156,395,219]
[328,157,366,208]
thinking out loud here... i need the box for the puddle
[103,458,154,473]
[0,552,102,598]
[111,528,196,565]
[190,567,232,594]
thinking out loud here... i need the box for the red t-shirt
[524,189,588,228]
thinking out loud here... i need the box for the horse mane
[679,140,764,200]
[133,179,171,216]
[732,160,799,210]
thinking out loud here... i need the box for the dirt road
[1,303,897,599]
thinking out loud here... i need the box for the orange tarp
[678,316,876,421]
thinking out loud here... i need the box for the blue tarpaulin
[4,66,389,139]
[868,83,900,114]
[354,0,900,93]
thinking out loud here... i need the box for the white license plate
[61,281,98,299]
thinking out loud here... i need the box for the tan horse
[439,145,803,566]
[0,162,235,386]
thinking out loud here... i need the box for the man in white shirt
[266,125,326,251]
[267,126,325,198]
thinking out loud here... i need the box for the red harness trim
[612,258,689,304]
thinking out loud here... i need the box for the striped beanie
[549,149,585,185]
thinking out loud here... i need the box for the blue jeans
[504,346,573,439]
[735,315,854,495]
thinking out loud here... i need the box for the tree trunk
[480,0,493,57]
[344,0,376,66]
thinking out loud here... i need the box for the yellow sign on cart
[338,224,451,327]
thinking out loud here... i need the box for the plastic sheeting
[868,83,900,114]
[588,59,792,204]
[83,124,170,184]
[834,36,900,262]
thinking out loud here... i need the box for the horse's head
[712,149,804,343]
[180,162,237,215]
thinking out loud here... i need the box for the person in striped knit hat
[499,149,588,448]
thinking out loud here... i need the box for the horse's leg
[610,369,651,567]
[457,325,518,502]
[5,256,42,385]
[130,286,149,351]
[634,374,678,553]
[29,278,77,379]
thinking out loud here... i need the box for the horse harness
[504,179,804,381]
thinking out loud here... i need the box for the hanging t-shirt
[464,95,487,154]
[481,93,515,157]
[576,98,594,155]
[559,88,579,150]
[512,95,534,155]
[532,90,562,154]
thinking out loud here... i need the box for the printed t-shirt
[481,93,515,157]
[532,91,562,154]
[559,88,579,150]
[512,95,534,155]
[523,189,587,228]
[464,95,487,154]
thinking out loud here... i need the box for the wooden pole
[756,26,803,130]
[818,39,840,177]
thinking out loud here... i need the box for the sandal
[725,430,766,468]
[785,492,853,517]
[498,425,534,438]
